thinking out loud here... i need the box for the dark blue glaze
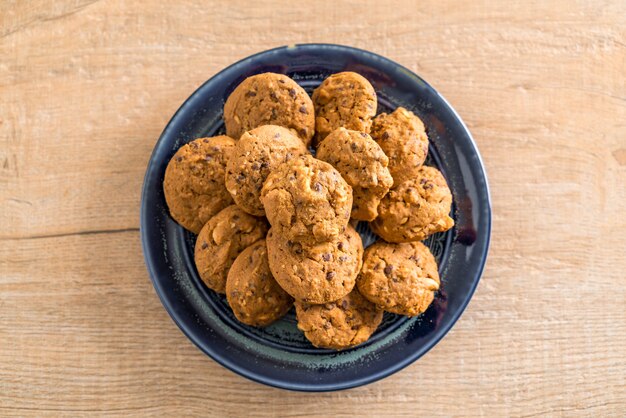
[140,44,491,391]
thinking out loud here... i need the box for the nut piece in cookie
[357,241,439,316]
[316,128,393,221]
[225,125,307,216]
[295,288,383,350]
[261,154,353,244]
[312,72,377,146]
[163,135,236,234]
[371,166,454,242]
[266,226,363,304]
[194,205,268,293]
[226,240,293,327]
[223,72,315,146]
[370,107,429,186]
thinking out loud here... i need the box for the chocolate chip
[271,108,277,118]
[381,132,390,140]
[299,106,308,114]
[341,300,348,309]
[274,132,281,139]
[326,271,336,280]
[423,182,433,190]
[245,91,257,97]
[251,162,260,170]
[360,132,367,137]
[203,138,209,143]
[204,154,213,161]
[285,152,293,161]
[260,161,269,169]
[338,255,348,262]
[212,146,220,152]
[337,242,345,251]
[190,142,198,149]
[298,128,307,137]
[175,156,183,162]
[278,79,286,84]
[409,255,420,263]
[288,88,296,98]
[350,143,358,152]
[312,182,322,192]
[201,242,208,250]
[231,291,240,298]
[269,91,278,101]
[351,325,360,330]
[236,173,246,183]
[248,255,253,265]
[321,253,331,261]
[384,265,394,276]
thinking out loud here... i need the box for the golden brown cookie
[225,125,308,216]
[266,225,363,304]
[163,136,236,234]
[370,107,429,185]
[312,72,377,146]
[225,240,293,327]
[295,288,383,350]
[194,205,268,293]
[316,128,393,221]
[261,154,353,244]
[371,166,454,242]
[223,73,315,146]
[357,241,440,316]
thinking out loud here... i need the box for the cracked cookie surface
[370,107,429,185]
[266,225,363,304]
[223,72,314,146]
[312,72,377,146]
[261,154,352,244]
[163,135,236,234]
[226,240,293,327]
[225,125,307,216]
[194,205,268,293]
[295,288,383,350]
[357,241,440,316]
[316,128,393,221]
[371,165,454,242]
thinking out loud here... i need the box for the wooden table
[1,1,625,416]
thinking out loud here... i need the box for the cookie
[225,125,308,216]
[163,136,236,234]
[223,72,315,146]
[295,288,383,350]
[370,107,429,185]
[194,205,268,293]
[357,241,440,316]
[312,72,377,146]
[316,128,393,221]
[261,154,353,244]
[266,225,363,304]
[226,240,293,327]
[370,166,454,242]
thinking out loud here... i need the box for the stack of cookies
[162,71,454,350]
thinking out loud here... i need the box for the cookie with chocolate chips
[316,128,393,221]
[357,241,440,316]
[371,165,454,242]
[261,154,353,244]
[370,107,429,185]
[295,288,383,350]
[224,72,315,146]
[225,125,308,216]
[226,240,293,327]
[163,135,236,234]
[312,72,377,146]
[265,225,363,304]
[194,205,268,293]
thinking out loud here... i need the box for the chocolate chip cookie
[370,107,429,185]
[226,240,293,327]
[312,72,377,146]
[261,154,353,244]
[316,128,393,221]
[371,166,454,242]
[295,288,383,350]
[225,125,308,216]
[194,205,268,293]
[266,225,363,304]
[223,72,315,146]
[357,241,440,316]
[163,135,236,234]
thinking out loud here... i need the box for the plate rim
[140,43,492,392]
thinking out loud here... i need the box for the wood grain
[1,0,625,416]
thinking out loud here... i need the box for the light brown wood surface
[1,0,625,416]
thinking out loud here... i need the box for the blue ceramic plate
[140,44,491,391]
